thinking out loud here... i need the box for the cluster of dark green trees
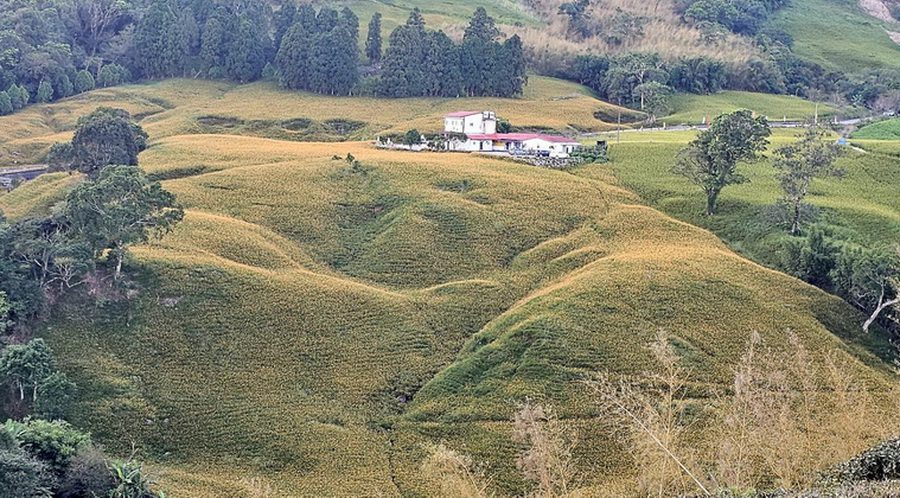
[0,108,180,497]
[0,416,164,496]
[570,54,726,107]
[275,6,360,95]
[677,0,791,37]
[0,0,527,113]
[0,0,136,110]
[135,0,269,82]
[378,8,527,98]
[557,0,900,114]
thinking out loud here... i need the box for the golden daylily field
[0,79,897,497]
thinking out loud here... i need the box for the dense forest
[1,0,898,117]
[0,0,529,114]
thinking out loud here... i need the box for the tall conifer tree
[366,13,383,63]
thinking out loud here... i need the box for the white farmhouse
[443,111,580,158]
[444,111,497,135]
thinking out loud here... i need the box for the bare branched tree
[513,401,577,498]
[422,443,492,498]
[716,330,893,490]
[587,329,710,497]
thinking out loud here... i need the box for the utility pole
[617,110,621,144]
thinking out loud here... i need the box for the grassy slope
[773,0,900,71]
[665,91,834,125]
[0,77,636,167]
[581,129,900,266]
[325,0,538,36]
[1,81,895,496]
[853,118,900,139]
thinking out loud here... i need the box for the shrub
[828,437,900,483]
[778,227,837,290]
[0,91,11,115]
[45,142,75,171]
[108,459,164,498]
[97,64,132,88]
[0,428,53,497]
[3,419,91,476]
[7,84,27,110]
[74,70,95,94]
[403,129,422,146]
[54,74,73,99]
[58,447,115,498]
[36,80,54,103]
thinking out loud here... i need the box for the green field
[853,118,900,140]
[664,91,834,125]
[326,0,537,34]
[0,79,896,496]
[773,0,900,71]
[582,128,900,269]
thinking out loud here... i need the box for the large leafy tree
[0,338,53,403]
[632,81,673,123]
[70,107,148,177]
[65,166,184,279]
[773,125,845,234]
[672,110,771,215]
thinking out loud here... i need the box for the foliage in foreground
[425,329,898,497]
[0,419,163,498]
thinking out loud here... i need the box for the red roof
[445,111,482,118]
[467,133,579,144]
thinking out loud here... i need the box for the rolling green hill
[1,80,896,496]
[853,118,900,139]
[773,0,900,71]
[665,91,834,125]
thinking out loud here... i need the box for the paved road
[0,165,47,189]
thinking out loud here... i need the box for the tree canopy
[378,9,526,98]
[66,165,184,279]
[672,110,771,215]
[276,6,359,95]
[69,108,148,177]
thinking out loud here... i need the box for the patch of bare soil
[859,0,894,22]
[887,30,900,45]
